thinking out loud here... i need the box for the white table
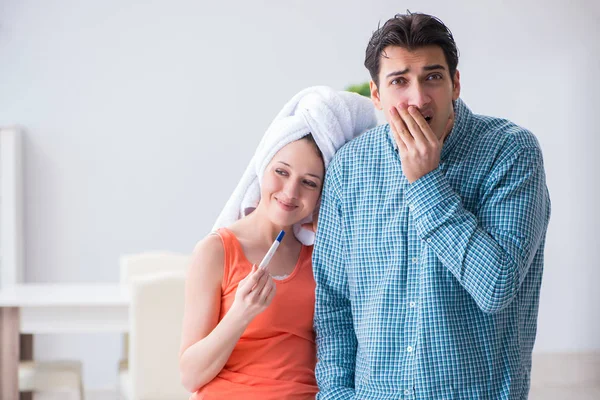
[0,283,130,400]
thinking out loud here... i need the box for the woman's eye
[303,180,317,188]
[275,168,288,176]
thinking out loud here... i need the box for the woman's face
[260,139,324,227]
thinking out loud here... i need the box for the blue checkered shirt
[313,99,551,400]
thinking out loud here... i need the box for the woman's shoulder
[188,232,226,281]
[194,231,224,257]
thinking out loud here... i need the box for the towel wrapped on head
[212,85,377,245]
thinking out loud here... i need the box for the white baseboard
[33,353,600,399]
[85,388,120,400]
[33,388,119,400]
[531,352,600,388]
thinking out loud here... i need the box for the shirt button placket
[407,256,419,400]
[409,257,419,310]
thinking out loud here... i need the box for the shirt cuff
[404,167,456,220]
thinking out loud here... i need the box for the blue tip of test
[276,230,285,242]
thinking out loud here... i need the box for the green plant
[345,82,371,98]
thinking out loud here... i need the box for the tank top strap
[214,227,252,291]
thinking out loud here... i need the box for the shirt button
[412,257,418,264]
[427,238,432,243]
[409,301,416,308]
[404,389,411,395]
[407,346,413,352]
[409,205,414,211]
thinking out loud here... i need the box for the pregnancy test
[258,230,285,270]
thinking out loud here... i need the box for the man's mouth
[415,108,434,125]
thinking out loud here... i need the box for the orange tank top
[194,227,318,400]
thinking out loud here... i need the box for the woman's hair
[301,133,324,166]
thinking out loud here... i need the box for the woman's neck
[238,206,295,248]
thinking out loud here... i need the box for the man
[313,12,551,400]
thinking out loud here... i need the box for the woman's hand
[230,265,276,323]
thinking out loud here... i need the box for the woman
[179,86,376,399]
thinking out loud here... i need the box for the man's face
[370,45,461,140]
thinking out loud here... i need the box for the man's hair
[365,12,459,86]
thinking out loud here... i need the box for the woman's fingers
[264,280,277,304]
[238,265,262,294]
[238,265,277,309]
[249,269,270,301]
[258,278,276,304]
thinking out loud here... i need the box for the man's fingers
[301,222,315,233]
[407,106,437,144]
[400,107,428,147]
[397,135,408,155]
[389,107,411,159]
[441,111,455,143]
[390,107,414,145]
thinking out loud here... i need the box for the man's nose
[405,82,430,110]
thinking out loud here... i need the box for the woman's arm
[179,234,276,392]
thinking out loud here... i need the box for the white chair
[118,252,190,400]
[119,252,190,284]
[118,252,190,371]
[19,360,84,400]
[120,270,189,400]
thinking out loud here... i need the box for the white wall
[1,0,598,390]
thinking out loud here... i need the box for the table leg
[0,307,19,400]
[19,334,33,400]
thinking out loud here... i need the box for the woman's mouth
[276,198,297,211]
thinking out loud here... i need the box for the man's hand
[389,105,454,183]
[301,204,320,233]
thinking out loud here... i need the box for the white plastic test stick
[258,230,285,270]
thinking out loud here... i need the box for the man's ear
[452,70,461,101]
[370,80,382,110]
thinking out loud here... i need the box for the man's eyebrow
[385,68,409,78]
[423,64,446,71]
[385,64,446,79]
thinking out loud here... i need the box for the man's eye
[427,74,442,80]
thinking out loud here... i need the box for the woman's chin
[268,211,307,228]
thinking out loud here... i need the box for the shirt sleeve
[405,144,550,314]
[313,158,357,399]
